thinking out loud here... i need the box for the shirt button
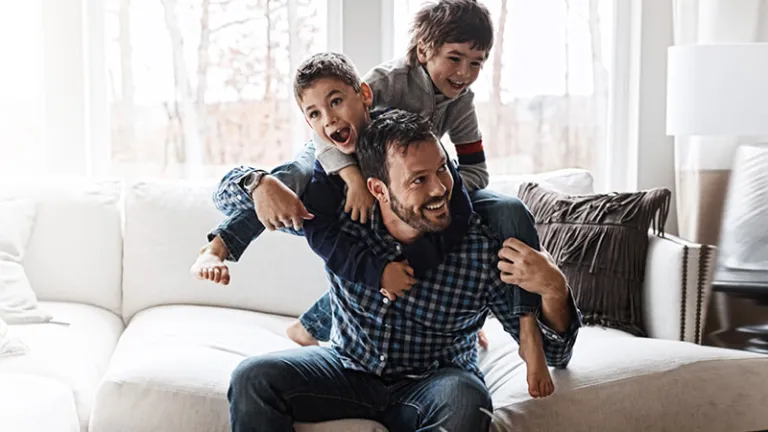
[382,297,390,304]
[380,355,386,361]
[394,243,402,252]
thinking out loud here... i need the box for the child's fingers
[359,207,368,224]
[402,263,415,277]
[351,208,360,222]
[291,216,303,231]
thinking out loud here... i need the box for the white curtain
[672,0,768,346]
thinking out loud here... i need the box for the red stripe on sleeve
[455,140,484,155]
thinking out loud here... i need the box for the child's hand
[380,260,416,300]
[344,181,375,224]
[339,165,374,224]
[253,176,314,231]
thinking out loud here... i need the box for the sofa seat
[0,301,124,431]
[0,372,80,432]
[89,305,385,432]
[480,317,768,431]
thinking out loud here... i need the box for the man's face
[418,42,487,99]
[298,78,372,154]
[386,138,454,233]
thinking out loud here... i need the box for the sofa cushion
[0,198,51,324]
[121,180,330,322]
[0,301,124,431]
[518,183,672,336]
[488,168,595,197]
[479,317,768,432]
[89,305,388,432]
[0,372,80,432]
[0,181,123,315]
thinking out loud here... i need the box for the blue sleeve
[301,163,389,289]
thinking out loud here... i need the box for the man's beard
[390,192,451,233]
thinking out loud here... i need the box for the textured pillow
[0,198,51,324]
[518,183,671,336]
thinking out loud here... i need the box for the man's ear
[367,178,389,203]
[360,82,373,108]
[416,41,430,64]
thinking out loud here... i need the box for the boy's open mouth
[330,127,351,145]
[447,79,466,91]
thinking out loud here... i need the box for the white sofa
[1,169,767,432]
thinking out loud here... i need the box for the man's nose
[428,176,447,196]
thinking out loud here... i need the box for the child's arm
[313,131,374,224]
[301,162,415,294]
[207,142,316,261]
[446,91,490,191]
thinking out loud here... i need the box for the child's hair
[406,0,494,67]
[357,110,437,186]
[293,52,362,101]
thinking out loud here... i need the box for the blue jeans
[227,346,492,432]
[299,188,543,341]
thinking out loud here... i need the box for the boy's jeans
[227,346,493,431]
[300,189,543,341]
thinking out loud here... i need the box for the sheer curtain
[672,0,768,346]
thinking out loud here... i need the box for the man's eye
[413,176,425,184]
[437,164,447,173]
[448,57,460,63]
[330,97,342,107]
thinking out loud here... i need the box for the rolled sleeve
[213,166,258,215]
[488,279,582,369]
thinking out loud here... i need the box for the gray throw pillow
[518,183,671,336]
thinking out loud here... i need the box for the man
[227,110,581,431]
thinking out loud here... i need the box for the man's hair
[293,52,362,101]
[406,0,494,66]
[357,110,437,185]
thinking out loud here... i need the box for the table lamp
[666,43,768,280]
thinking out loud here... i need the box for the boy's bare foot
[478,329,489,350]
[286,320,319,346]
[190,236,231,285]
[519,314,554,398]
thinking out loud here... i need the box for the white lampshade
[666,43,768,136]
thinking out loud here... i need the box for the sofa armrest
[643,233,717,344]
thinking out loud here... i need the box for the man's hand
[497,238,567,300]
[339,165,374,224]
[380,260,416,301]
[252,175,314,231]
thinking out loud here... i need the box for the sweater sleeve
[446,90,489,191]
[313,131,357,175]
[301,163,389,289]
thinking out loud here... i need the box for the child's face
[417,42,487,99]
[298,78,373,154]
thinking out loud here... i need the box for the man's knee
[432,372,493,429]
[228,355,283,403]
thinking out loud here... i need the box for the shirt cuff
[537,287,583,343]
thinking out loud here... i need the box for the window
[105,0,327,178]
[393,0,615,176]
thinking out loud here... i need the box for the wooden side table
[712,268,768,354]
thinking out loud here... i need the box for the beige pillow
[0,198,51,324]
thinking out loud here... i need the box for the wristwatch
[241,170,269,195]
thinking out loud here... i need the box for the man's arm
[301,163,391,289]
[487,276,582,368]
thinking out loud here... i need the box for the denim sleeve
[212,141,317,216]
[208,141,317,261]
[302,164,388,289]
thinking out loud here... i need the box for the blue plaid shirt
[301,167,581,380]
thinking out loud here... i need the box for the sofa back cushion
[0,181,124,315]
[121,180,329,322]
